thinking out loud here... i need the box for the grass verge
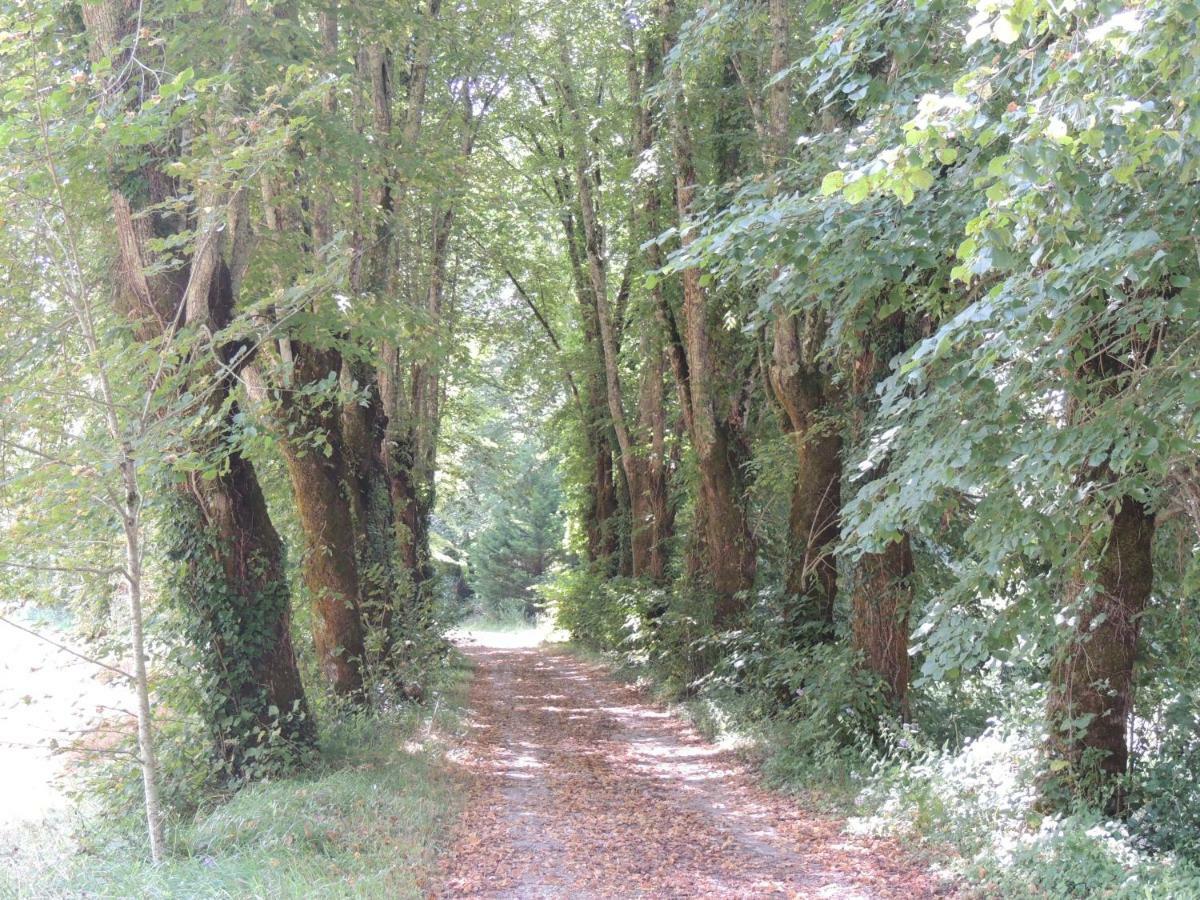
[0,657,470,900]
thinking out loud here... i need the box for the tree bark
[372,0,455,622]
[341,359,398,648]
[847,315,913,714]
[1046,495,1154,814]
[632,336,673,582]
[850,533,913,715]
[769,316,841,636]
[586,431,621,565]
[275,343,367,696]
[1045,325,1159,813]
[759,0,842,640]
[555,182,621,570]
[185,440,316,755]
[257,92,368,697]
[661,1,757,621]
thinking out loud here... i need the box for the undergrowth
[0,658,469,900]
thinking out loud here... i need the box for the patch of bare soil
[433,636,954,899]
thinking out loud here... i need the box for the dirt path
[433,633,951,899]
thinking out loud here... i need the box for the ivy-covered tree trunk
[176,443,317,764]
[1046,495,1154,813]
[82,0,314,769]
[275,342,367,697]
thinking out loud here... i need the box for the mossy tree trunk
[274,342,367,697]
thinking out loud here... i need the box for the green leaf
[843,177,870,204]
[908,168,935,191]
[820,171,845,195]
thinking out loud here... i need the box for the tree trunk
[358,0,441,628]
[671,131,756,620]
[660,4,756,621]
[847,314,913,714]
[631,342,673,582]
[82,0,315,769]
[760,0,841,640]
[769,316,841,637]
[386,428,433,600]
[585,429,620,566]
[1046,495,1154,813]
[276,345,366,696]
[184,445,317,759]
[341,359,398,650]
[120,480,165,863]
[850,534,913,715]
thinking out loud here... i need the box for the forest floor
[434,630,955,899]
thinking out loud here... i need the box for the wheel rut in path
[434,633,951,899]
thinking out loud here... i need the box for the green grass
[0,660,469,900]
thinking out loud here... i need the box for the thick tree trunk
[629,345,673,582]
[760,0,841,640]
[1046,495,1154,813]
[187,446,317,757]
[850,534,913,715]
[276,344,366,696]
[769,317,841,637]
[659,4,756,620]
[84,0,315,769]
[847,314,914,714]
[673,147,756,621]
[341,360,398,648]
[1043,315,1158,813]
[260,149,370,698]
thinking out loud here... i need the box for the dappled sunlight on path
[434,634,952,898]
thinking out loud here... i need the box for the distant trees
[471,444,564,619]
